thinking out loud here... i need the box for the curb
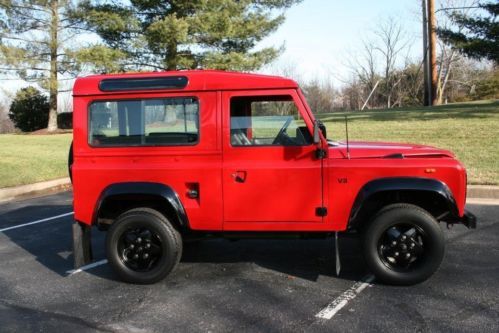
[468,185,499,200]
[0,179,497,203]
[0,178,72,203]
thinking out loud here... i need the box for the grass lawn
[0,133,72,188]
[318,100,499,185]
[0,100,497,188]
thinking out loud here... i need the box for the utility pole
[428,0,439,106]
[422,0,431,106]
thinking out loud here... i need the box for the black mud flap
[446,210,477,229]
[72,222,93,268]
[461,210,477,229]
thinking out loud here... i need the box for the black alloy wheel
[118,227,163,272]
[377,224,426,272]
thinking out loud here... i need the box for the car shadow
[2,205,368,283]
[179,234,368,283]
[0,198,103,278]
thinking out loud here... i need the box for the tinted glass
[230,95,312,146]
[99,76,188,91]
[89,97,199,146]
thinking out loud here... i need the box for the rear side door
[222,89,324,231]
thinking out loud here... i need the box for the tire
[362,204,445,285]
[68,142,73,183]
[106,208,182,284]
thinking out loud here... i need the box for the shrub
[9,87,49,132]
[57,112,73,129]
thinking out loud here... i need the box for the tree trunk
[437,50,456,105]
[47,0,59,132]
[166,41,178,70]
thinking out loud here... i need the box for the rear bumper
[456,210,477,229]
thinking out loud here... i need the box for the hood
[327,140,455,159]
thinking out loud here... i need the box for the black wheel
[106,208,182,284]
[362,204,445,285]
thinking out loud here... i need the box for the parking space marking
[315,274,375,320]
[0,212,74,233]
[66,259,108,275]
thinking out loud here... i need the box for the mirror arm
[313,120,320,144]
[313,120,327,159]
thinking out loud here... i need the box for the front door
[222,89,324,231]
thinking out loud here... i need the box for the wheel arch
[348,177,458,231]
[93,182,189,231]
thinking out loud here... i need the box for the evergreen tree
[0,0,86,131]
[437,2,498,64]
[72,0,301,72]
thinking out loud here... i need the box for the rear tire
[362,204,445,285]
[106,208,182,284]
[68,142,73,182]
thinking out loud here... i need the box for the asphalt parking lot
[0,191,498,332]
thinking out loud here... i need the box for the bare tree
[345,40,380,109]
[344,17,411,109]
[302,78,338,113]
[436,0,482,103]
[340,77,364,111]
[262,60,305,86]
[436,43,460,103]
[373,18,411,108]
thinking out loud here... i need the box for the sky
[1,0,426,102]
[259,0,423,83]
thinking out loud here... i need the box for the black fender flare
[93,182,189,229]
[348,177,458,229]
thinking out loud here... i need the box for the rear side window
[89,97,199,147]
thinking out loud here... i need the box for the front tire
[362,204,445,285]
[106,208,182,284]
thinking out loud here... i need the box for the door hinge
[316,207,328,217]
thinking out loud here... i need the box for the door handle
[231,171,247,183]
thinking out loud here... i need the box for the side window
[89,97,199,146]
[230,95,312,146]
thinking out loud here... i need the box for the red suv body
[71,70,475,285]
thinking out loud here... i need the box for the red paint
[72,70,468,232]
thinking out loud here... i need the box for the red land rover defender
[70,70,476,285]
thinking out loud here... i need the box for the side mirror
[313,120,320,144]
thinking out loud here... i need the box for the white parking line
[315,274,375,320]
[0,212,74,233]
[66,259,108,275]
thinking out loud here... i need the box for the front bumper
[456,210,477,229]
